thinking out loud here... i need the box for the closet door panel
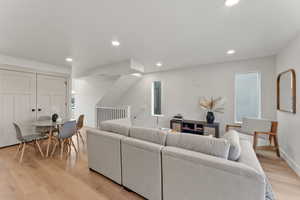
[14,94,36,136]
[0,70,36,147]
[0,95,15,146]
[36,94,51,117]
[37,74,68,120]
[52,95,67,119]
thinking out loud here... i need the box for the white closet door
[37,74,68,120]
[0,70,36,147]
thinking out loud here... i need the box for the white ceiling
[0,0,299,74]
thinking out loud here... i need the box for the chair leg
[14,143,22,159]
[19,143,26,163]
[253,132,258,150]
[78,130,85,145]
[46,131,52,157]
[60,139,65,160]
[35,140,44,158]
[70,138,78,153]
[51,140,58,157]
[67,139,71,154]
[76,133,80,150]
[273,135,280,157]
[269,135,273,145]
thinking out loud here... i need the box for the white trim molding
[0,54,71,75]
[280,148,300,177]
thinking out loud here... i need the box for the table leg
[215,126,220,138]
[46,127,53,157]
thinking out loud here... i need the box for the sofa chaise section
[162,133,266,200]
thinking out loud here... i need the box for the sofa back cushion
[238,140,265,175]
[129,127,167,145]
[166,133,230,159]
[100,118,131,136]
[241,117,271,135]
[223,130,241,161]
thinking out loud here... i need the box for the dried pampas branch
[199,96,225,113]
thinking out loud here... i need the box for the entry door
[36,74,68,120]
[0,70,36,147]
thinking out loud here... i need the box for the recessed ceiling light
[225,0,240,7]
[112,40,120,47]
[227,49,236,55]
[131,73,142,77]
[65,57,73,62]
[156,62,163,67]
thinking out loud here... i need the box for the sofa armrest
[162,146,265,200]
[87,128,125,140]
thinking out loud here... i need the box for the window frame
[151,80,163,117]
[234,72,262,123]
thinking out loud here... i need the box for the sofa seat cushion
[166,133,230,159]
[223,130,241,161]
[100,118,131,136]
[129,126,168,145]
[163,146,265,182]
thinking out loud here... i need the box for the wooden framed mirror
[277,69,296,113]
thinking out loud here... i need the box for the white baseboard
[280,148,300,177]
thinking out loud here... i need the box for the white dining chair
[13,123,47,163]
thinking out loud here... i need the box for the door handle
[32,109,36,112]
[38,108,42,111]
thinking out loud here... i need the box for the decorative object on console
[173,114,183,120]
[206,111,215,124]
[171,114,184,132]
[199,96,225,124]
[277,69,296,113]
[51,113,58,122]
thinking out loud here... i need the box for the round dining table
[32,119,74,157]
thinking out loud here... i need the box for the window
[71,91,76,118]
[152,81,162,116]
[235,72,261,122]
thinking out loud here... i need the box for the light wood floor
[0,136,299,200]
[257,150,300,200]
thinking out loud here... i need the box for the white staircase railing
[96,106,131,128]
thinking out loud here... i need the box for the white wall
[276,34,300,176]
[0,54,71,74]
[117,56,277,134]
[73,76,116,127]
[97,74,142,107]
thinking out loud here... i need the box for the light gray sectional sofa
[87,119,269,200]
